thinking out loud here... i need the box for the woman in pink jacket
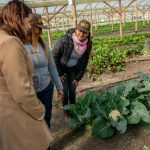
[0,1,51,150]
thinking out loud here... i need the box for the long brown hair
[0,11,2,25]
[31,27,51,63]
[0,0,32,41]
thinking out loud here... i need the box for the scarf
[72,33,88,55]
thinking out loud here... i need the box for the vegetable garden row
[43,22,150,79]
[45,19,150,150]
[42,19,150,139]
[89,33,150,75]
[51,22,150,142]
[42,21,150,45]
[64,72,150,138]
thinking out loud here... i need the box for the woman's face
[33,26,42,38]
[75,29,89,42]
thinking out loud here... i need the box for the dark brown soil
[51,55,150,150]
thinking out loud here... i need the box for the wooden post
[89,0,93,36]
[135,0,138,33]
[148,9,150,21]
[67,14,70,30]
[83,14,84,19]
[94,10,97,30]
[103,0,123,40]
[111,9,114,32]
[32,8,36,13]
[148,9,150,23]
[45,6,52,49]
[119,0,123,40]
[131,12,134,22]
[98,11,101,26]
[142,6,145,27]
[55,17,58,32]
[96,10,99,27]
[72,0,77,28]
[122,11,125,27]
[62,14,65,33]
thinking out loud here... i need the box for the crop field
[47,20,150,150]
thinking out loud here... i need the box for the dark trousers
[36,81,54,129]
[63,67,76,106]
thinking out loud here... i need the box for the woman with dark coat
[53,20,92,118]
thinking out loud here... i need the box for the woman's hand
[72,80,79,87]
[60,73,66,82]
[57,89,63,101]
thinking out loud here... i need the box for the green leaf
[141,145,150,150]
[64,104,75,113]
[118,97,130,115]
[110,118,118,127]
[111,82,131,98]
[84,90,103,106]
[91,98,107,118]
[72,108,92,125]
[127,101,150,124]
[111,83,126,97]
[138,94,148,99]
[123,80,139,97]
[103,91,118,114]
[66,118,81,129]
[91,117,115,138]
[116,117,127,134]
[140,110,150,124]
[127,112,140,124]
[137,72,150,81]
[143,81,150,87]
[140,121,150,130]
[138,87,150,93]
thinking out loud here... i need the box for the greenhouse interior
[0,0,150,150]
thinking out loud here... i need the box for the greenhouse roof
[0,0,150,9]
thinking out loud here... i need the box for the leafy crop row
[93,21,150,35]
[89,33,150,74]
[42,21,150,45]
[64,72,150,138]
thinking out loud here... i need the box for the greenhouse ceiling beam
[122,0,136,12]
[49,4,67,21]
[27,0,117,8]
[0,0,117,9]
[137,6,150,13]
[40,4,150,18]
[103,9,113,17]
[103,0,136,40]
[0,1,149,9]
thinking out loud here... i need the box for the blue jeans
[36,81,54,129]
